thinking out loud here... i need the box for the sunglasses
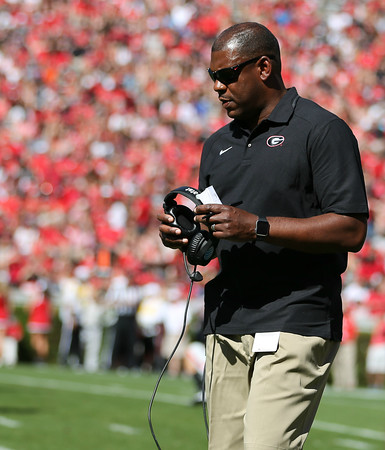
[208,55,273,85]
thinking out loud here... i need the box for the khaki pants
[205,332,339,450]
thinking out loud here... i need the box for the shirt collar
[267,87,299,124]
[232,87,300,136]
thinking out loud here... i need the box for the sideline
[109,423,141,435]
[0,372,384,445]
[325,386,385,402]
[333,438,376,449]
[0,373,191,406]
[0,416,20,429]
[313,420,385,442]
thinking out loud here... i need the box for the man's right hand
[157,212,189,249]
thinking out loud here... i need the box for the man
[158,22,368,449]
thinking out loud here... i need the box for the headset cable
[148,255,200,449]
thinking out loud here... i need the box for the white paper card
[252,332,280,353]
[196,186,222,205]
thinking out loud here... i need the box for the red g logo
[267,136,285,147]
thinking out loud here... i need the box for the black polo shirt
[199,87,368,340]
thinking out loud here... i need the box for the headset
[148,187,214,449]
[163,186,217,269]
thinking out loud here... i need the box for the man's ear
[259,57,273,81]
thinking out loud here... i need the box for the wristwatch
[255,216,270,240]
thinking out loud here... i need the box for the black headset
[150,186,213,448]
[163,186,217,267]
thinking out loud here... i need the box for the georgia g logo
[267,135,285,147]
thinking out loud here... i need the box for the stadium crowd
[0,0,384,385]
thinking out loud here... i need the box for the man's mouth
[220,98,232,108]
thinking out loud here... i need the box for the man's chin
[226,109,245,122]
[225,108,239,119]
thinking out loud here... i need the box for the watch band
[255,216,270,240]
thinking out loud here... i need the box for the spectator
[105,266,142,370]
[23,276,52,363]
[79,274,105,373]
[160,283,192,377]
[2,315,23,367]
[0,283,10,362]
[136,280,166,372]
[56,262,84,367]
[332,303,359,389]
[0,0,382,377]
[366,313,385,389]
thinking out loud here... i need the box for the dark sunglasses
[208,55,273,85]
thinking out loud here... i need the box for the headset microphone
[183,252,203,282]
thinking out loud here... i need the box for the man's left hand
[194,204,257,242]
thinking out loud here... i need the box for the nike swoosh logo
[219,146,232,156]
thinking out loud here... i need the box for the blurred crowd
[0,0,384,385]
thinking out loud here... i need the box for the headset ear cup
[186,230,216,266]
[167,204,199,238]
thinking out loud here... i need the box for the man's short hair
[212,22,281,63]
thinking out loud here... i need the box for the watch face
[257,218,269,237]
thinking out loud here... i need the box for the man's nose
[213,79,226,91]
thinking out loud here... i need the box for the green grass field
[0,365,384,450]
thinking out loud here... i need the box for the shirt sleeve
[308,117,369,216]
